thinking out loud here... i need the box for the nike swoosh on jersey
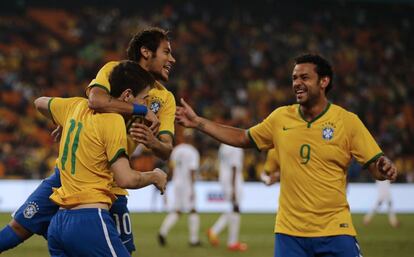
[282,126,293,131]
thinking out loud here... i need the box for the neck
[300,97,329,122]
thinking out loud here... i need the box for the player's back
[170,143,199,186]
[49,97,127,208]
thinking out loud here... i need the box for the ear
[119,89,134,102]
[140,46,152,60]
[319,76,330,90]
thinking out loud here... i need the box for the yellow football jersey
[87,61,176,195]
[249,103,383,237]
[264,149,279,174]
[48,97,128,208]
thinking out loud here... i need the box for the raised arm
[34,97,52,120]
[176,98,253,148]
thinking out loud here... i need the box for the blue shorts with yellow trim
[48,208,130,257]
[274,233,363,257]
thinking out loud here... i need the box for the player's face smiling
[292,63,323,107]
[147,40,176,82]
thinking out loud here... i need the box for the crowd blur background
[0,0,413,182]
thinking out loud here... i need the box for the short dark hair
[294,54,334,94]
[126,27,170,61]
[109,60,155,98]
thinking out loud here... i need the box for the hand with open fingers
[175,98,199,128]
[145,110,160,135]
[51,125,62,142]
[129,123,158,149]
[376,156,398,182]
[153,168,167,194]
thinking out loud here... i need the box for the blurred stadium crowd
[0,0,413,181]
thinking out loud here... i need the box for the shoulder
[102,61,121,71]
[330,104,359,122]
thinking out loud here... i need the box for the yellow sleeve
[98,114,128,164]
[264,149,279,173]
[248,109,280,151]
[49,97,84,126]
[157,91,176,138]
[86,61,120,96]
[346,112,383,168]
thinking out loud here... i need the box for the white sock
[188,213,200,243]
[387,201,398,227]
[228,212,240,245]
[211,213,229,235]
[159,212,179,236]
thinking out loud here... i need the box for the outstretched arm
[176,98,253,148]
[368,155,398,182]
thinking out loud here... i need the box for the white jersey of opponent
[170,143,200,211]
[218,144,244,201]
[171,143,200,187]
[376,180,392,202]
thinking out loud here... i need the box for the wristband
[132,104,148,116]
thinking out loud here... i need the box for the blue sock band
[132,104,148,116]
[0,225,24,252]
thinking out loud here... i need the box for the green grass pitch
[0,213,413,257]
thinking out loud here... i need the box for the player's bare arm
[34,97,53,119]
[368,155,398,182]
[176,98,253,148]
[111,157,167,193]
[89,86,160,134]
[129,123,173,160]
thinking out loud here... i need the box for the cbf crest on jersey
[150,100,161,114]
[23,201,39,219]
[322,122,336,140]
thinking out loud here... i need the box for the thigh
[314,235,363,257]
[275,233,312,257]
[109,195,135,253]
[13,168,61,238]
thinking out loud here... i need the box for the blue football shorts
[13,168,136,252]
[274,233,363,257]
[48,208,130,257]
[109,195,135,253]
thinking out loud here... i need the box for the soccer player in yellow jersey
[86,27,176,252]
[34,61,167,256]
[175,53,398,257]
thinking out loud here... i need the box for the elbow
[87,97,103,111]
[34,97,42,110]
[87,93,107,112]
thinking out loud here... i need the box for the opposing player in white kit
[207,143,247,251]
[363,180,399,227]
[158,129,201,246]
